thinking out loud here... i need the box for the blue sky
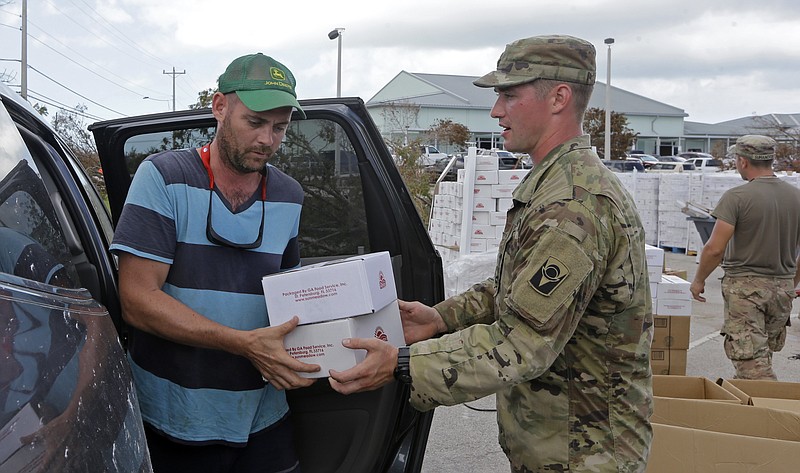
[1,0,799,124]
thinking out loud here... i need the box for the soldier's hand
[245,316,320,390]
[328,338,397,394]
[399,299,447,344]
[690,279,706,302]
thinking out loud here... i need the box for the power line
[24,19,164,97]
[28,64,124,116]
[26,34,151,104]
[26,89,105,121]
[66,0,169,68]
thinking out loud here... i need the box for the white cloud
[0,0,795,123]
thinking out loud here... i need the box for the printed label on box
[284,300,405,378]
[263,251,397,326]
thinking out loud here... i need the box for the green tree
[190,87,216,109]
[378,101,433,224]
[427,118,469,152]
[583,107,638,159]
[51,104,105,197]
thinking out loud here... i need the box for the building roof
[367,71,687,118]
[366,71,799,142]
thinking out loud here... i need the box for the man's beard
[216,119,272,174]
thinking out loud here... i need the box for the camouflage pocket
[724,332,756,360]
[768,327,787,352]
[507,226,593,331]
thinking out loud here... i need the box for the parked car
[478,149,530,170]
[677,151,714,161]
[657,155,687,163]
[628,153,660,168]
[601,159,645,173]
[683,156,724,172]
[431,154,464,181]
[647,162,697,172]
[418,145,448,166]
[1,81,444,473]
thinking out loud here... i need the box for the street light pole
[604,38,615,159]
[143,96,171,110]
[328,28,345,97]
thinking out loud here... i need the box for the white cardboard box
[658,274,691,300]
[474,171,499,185]
[472,198,496,212]
[284,300,406,378]
[655,298,693,316]
[491,184,517,199]
[497,169,529,184]
[262,251,397,326]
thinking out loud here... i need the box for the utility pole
[163,67,185,111]
[21,0,27,99]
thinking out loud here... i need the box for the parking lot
[420,251,800,472]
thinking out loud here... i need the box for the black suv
[0,82,444,472]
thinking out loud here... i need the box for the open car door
[90,97,444,473]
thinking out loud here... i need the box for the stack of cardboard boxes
[614,171,800,254]
[428,154,528,264]
[646,244,692,375]
[261,251,405,377]
[646,375,800,471]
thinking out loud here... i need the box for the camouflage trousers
[721,275,796,380]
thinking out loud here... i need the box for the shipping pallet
[658,245,687,254]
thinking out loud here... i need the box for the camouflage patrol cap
[733,135,776,160]
[473,35,596,89]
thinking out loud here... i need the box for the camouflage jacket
[409,136,653,472]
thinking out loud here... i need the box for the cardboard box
[656,274,691,300]
[475,156,499,171]
[490,184,517,199]
[650,349,687,375]
[663,267,688,280]
[652,375,742,403]
[651,397,800,440]
[262,251,397,326]
[645,244,665,277]
[651,315,691,349]
[474,170,499,185]
[472,197,496,212]
[283,300,405,378]
[717,379,800,414]
[655,298,692,316]
[497,169,529,184]
[646,423,800,473]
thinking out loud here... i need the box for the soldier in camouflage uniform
[329,35,654,472]
[691,135,800,380]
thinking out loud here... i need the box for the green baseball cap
[218,53,306,118]
[474,35,596,89]
[733,135,777,160]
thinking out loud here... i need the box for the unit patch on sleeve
[530,256,570,296]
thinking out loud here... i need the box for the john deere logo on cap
[530,256,569,296]
[270,67,286,81]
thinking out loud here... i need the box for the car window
[119,119,369,259]
[0,101,81,288]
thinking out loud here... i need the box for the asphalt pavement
[420,251,800,473]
